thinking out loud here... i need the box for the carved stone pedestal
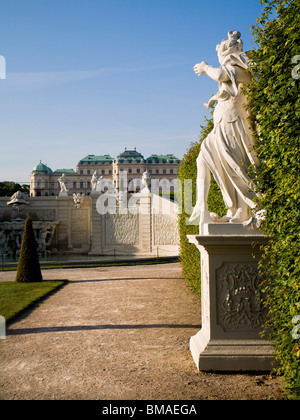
[59,191,68,197]
[187,225,274,371]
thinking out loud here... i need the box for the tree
[0,181,30,197]
[248,0,300,399]
[15,217,43,283]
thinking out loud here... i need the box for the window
[73,182,76,189]
[156,169,159,174]
[137,168,140,173]
[87,170,90,175]
[102,170,105,175]
[170,169,173,174]
[80,170,83,175]
[163,169,166,174]
[80,182,84,189]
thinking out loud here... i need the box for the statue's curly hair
[216,31,243,57]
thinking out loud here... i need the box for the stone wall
[89,192,179,256]
[0,196,91,254]
[0,193,179,256]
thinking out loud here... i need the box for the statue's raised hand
[193,61,208,76]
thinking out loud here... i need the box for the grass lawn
[0,280,67,323]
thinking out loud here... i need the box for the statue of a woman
[58,173,68,193]
[190,31,260,232]
[91,170,99,192]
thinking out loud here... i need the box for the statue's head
[228,30,241,41]
[216,30,243,65]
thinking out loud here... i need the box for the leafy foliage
[178,116,225,295]
[0,181,29,197]
[15,217,43,283]
[248,0,300,399]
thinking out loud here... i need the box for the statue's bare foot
[209,210,234,223]
[217,210,234,223]
[230,207,249,224]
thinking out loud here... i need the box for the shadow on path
[8,323,201,335]
[68,277,179,283]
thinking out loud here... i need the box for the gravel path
[0,263,284,400]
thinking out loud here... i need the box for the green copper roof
[146,154,180,163]
[32,161,53,174]
[79,155,114,164]
[117,148,144,160]
[53,169,76,174]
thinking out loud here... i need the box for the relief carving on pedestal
[216,262,267,331]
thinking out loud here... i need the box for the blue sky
[0,0,263,183]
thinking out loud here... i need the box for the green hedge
[178,116,225,295]
[248,0,300,399]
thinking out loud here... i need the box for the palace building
[30,148,181,197]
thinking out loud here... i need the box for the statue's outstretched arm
[194,61,229,83]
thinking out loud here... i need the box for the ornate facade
[30,148,181,197]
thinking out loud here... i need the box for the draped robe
[200,55,260,212]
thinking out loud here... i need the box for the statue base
[187,223,274,371]
[59,191,68,197]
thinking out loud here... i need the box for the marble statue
[0,220,59,259]
[58,173,68,194]
[91,170,99,192]
[73,193,85,209]
[141,170,151,193]
[7,191,29,210]
[190,31,260,232]
[91,170,104,194]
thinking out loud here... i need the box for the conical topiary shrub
[15,217,43,282]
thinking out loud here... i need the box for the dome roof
[32,161,53,174]
[117,148,144,161]
[118,147,143,158]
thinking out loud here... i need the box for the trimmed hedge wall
[248,0,300,400]
[178,0,299,399]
